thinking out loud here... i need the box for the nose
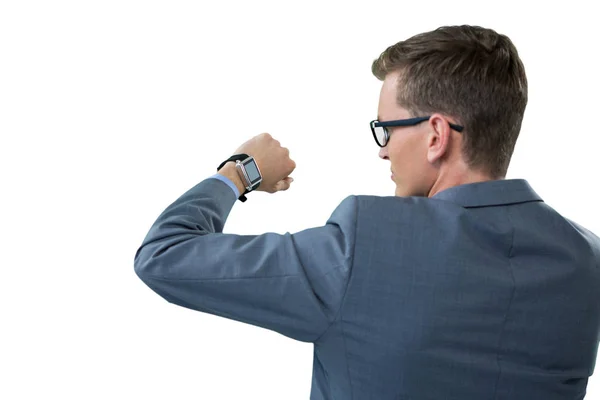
[378,145,388,160]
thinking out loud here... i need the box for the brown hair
[372,25,528,178]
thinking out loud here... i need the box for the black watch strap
[217,154,251,202]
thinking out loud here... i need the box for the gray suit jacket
[134,178,600,399]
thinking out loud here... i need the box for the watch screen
[244,160,261,183]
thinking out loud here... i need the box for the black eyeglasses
[370,116,464,147]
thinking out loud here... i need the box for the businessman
[134,25,600,399]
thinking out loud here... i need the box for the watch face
[243,159,261,184]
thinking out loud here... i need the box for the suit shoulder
[352,194,438,209]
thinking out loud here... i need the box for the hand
[232,133,296,193]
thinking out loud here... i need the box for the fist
[233,133,296,193]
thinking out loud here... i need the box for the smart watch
[217,154,262,202]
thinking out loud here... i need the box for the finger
[276,178,293,192]
[277,180,289,192]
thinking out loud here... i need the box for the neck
[427,163,499,198]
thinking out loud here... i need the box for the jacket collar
[431,179,543,208]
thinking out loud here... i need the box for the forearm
[134,178,237,279]
[218,162,246,195]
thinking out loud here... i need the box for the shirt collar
[431,179,543,208]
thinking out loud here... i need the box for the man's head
[371,25,528,197]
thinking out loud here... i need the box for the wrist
[218,162,246,195]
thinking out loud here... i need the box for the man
[134,25,600,399]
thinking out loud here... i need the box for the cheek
[389,138,422,173]
[388,145,405,173]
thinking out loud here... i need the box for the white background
[1,0,599,399]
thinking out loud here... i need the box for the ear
[426,113,452,164]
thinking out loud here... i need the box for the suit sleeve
[134,178,357,343]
